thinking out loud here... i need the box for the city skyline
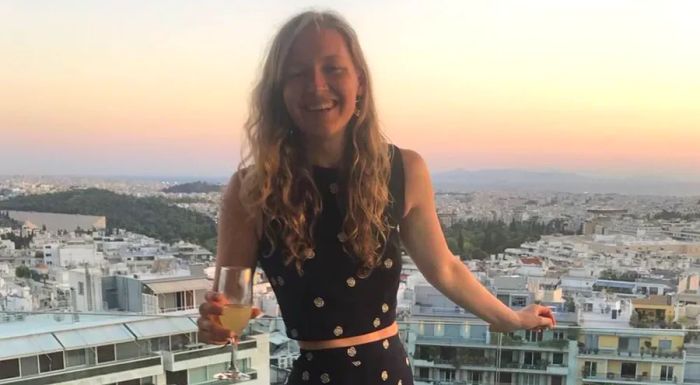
[2,1,699,179]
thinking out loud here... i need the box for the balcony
[577,348,685,363]
[582,373,679,385]
[161,338,258,372]
[0,354,162,385]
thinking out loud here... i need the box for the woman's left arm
[397,148,555,332]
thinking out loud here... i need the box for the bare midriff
[296,321,398,350]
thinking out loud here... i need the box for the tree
[15,265,30,278]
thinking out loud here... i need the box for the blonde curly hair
[238,10,392,275]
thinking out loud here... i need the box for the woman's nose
[305,67,328,91]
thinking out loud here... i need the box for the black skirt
[286,334,414,385]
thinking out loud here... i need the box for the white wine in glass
[213,266,253,382]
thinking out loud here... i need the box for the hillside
[162,181,223,194]
[0,188,217,249]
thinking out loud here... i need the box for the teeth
[306,102,335,111]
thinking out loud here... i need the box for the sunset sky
[1,1,699,180]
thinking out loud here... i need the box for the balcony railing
[1,310,694,385]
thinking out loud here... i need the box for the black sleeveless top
[258,144,405,341]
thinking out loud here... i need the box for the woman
[198,10,555,385]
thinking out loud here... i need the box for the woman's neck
[302,131,346,168]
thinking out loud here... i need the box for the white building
[0,312,270,385]
[57,241,102,267]
[67,268,103,313]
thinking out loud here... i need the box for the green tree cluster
[0,189,217,251]
[442,218,570,260]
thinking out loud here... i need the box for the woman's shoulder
[391,145,429,180]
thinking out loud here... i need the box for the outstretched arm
[398,148,554,332]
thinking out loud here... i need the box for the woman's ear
[357,70,367,97]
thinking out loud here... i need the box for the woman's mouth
[304,100,337,112]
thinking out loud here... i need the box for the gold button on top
[314,297,325,308]
[382,303,389,313]
[347,346,357,357]
[352,360,362,367]
[333,325,344,337]
[384,258,394,269]
[381,370,389,381]
[398,380,403,385]
[405,357,410,366]
[303,248,315,259]
[337,232,348,242]
[302,371,310,381]
[382,339,389,349]
[329,182,339,194]
[320,373,331,384]
[373,317,381,328]
[346,277,356,287]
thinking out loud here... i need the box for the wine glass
[212,266,253,382]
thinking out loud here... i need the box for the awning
[126,317,198,339]
[53,324,135,349]
[145,279,212,294]
[0,334,63,360]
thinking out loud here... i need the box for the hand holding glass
[212,266,253,382]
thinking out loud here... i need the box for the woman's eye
[326,66,345,74]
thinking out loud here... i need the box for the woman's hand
[515,304,556,330]
[197,291,262,344]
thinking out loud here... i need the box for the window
[150,336,169,352]
[116,341,140,360]
[65,348,87,367]
[661,365,674,381]
[553,331,565,340]
[78,281,85,295]
[469,371,482,385]
[39,352,65,372]
[419,367,430,379]
[659,339,672,351]
[584,361,597,377]
[117,380,140,385]
[619,337,630,352]
[650,287,659,295]
[498,372,512,384]
[512,296,527,307]
[0,359,20,380]
[621,362,636,378]
[551,375,563,385]
[526,330,543,342]
[207,363,228,378]
[20,356,38,376]
[552,353,563,365]
[523,373,537,385]
[438,369,455,381]
[140,377,155,385]
[165,370,187,385]
[97,344,116,363]
[188,366,207,384]
[524,352,542,365]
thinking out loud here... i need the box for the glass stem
[230,338,240,374]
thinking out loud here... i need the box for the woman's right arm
[197,170,261,344]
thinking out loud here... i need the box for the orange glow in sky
[1,1,699,179]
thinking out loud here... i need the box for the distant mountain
[0,188,217,249]
[162,181,223,194]
[432,169,700,196]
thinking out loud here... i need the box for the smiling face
[282,26,364,139]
